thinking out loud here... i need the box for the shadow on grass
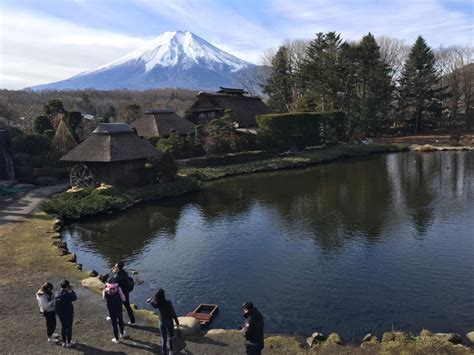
[68,342,126,354]
[128,323,157,333]
[122,336,160,352]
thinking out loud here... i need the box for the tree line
[263,33,473,138]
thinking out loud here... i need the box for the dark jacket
[55,290,77,319]
[243,307,264,348]
[113,270,131,294]
[151,300,178,322]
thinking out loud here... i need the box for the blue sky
[0,0,472,89]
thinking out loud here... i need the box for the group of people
[36,260,265,354]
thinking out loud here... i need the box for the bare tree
[377,36,410,84]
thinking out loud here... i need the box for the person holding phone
[55,280,77,348]
[240,301,264,355]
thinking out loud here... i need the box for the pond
[62,151,474,341]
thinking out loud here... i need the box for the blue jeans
[159,319,174,354]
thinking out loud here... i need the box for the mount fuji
[31,31,257,91]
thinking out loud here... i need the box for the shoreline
[0,213,472,353]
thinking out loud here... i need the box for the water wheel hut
[60,123,159,188]
[185,87,272,128]
[131,109,195,138]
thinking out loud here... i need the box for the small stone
[325,333,343,345]
[98,273,110,283]
[362,333,372,342]
[88,270,98,277]
[466,332,474,344]
[433,333,462,344]
[306,332,325,347]
[63,253,76,263]
[382,331,409,343]
[81,277,105,290]
[76,264,83,270]
[176,316,200,340]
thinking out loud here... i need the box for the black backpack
[126,276,134,293]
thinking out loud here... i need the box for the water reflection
[63,152,474,339]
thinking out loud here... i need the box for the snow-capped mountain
[31,31,256,91]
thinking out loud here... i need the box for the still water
[63,152,474,340]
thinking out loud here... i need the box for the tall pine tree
[264,45,294,112]
[399,36,441,134]
[350,33,393,136]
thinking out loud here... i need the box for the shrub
[156,150,178,182]
[256,111,346,150]
[10,134,51,155]
[207,110,238,154]
[39,188,133,220]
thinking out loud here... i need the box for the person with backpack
[103,281,127,343]
[55,280,77,348]
[112,261,136,325]
[147,289,180,355]
[36,282,58,343]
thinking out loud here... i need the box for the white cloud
[0,7,149,89]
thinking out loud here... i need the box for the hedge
[256,111,346,150]
[10,134,51,155]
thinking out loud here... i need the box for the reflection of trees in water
[66,203,183,265]
[69,152,473,259]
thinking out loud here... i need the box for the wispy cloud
[270,0,473,45]
[0,6,149,89]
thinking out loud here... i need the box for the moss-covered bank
[181,143,408,181]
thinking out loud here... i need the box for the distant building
[185,87,271,128]
[61,123,159,187]
[131,109,195,138]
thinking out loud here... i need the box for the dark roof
[145,108,175,114]
[94,123,133,134]
[186,92,272,127]
[217,87,248,95]
[131,110,195,138]
[61,123,159,162]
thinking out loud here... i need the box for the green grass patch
[39,176,200,221]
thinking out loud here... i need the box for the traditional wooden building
[61,123,159,187]
[185,87,271,127]
[131,109,195,138]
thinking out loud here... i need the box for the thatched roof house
[131,109,195,138]
[61,123,159,186]
[185,87,271,127]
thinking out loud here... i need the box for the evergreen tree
[264,45,294,112]
[207,109,237,154]
[33,115,53,135]
[350,33,393,136]
[299,32,346,112]
[399,36,441,134]
[44,99,66,118]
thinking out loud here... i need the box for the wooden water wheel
[70,164,97,188]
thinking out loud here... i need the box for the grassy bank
[181,143,407,181]
[39,176,200,221]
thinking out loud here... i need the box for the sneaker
[62,343,67,348]
[112,338,119,344]
[120,331,128,339]
[127,321,135,326]
[106,316,111,321]
[47,337,58,343]
[53,333,60,338]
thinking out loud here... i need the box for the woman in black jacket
[147,289,180,355]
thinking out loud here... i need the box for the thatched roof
[186,89,272,127]
[61,123,159,162]
[131,109,195,138]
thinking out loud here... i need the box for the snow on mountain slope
[32,31,256,91]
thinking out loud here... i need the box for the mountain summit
[32,31,255,91]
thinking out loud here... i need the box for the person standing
[112,261,136,325]
[103,281,127,343]
[147,289,180,355]
[55,280,77,348]
[240,301,264,355]
[36,282,58,343]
